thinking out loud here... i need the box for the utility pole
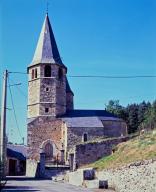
[0,70,8,178]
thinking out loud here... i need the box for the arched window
[44,65,51,77]
[83,133,88,142]
[32,69,34,79]
[44,143,53,158]
[58,68,63,80]
[35,68,37,78]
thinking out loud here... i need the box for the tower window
[46,87,49,92]
[45,108,49,113]
[32,69,34,79]
[58,68,63,80]
[35,68,37,78]
[44,65,51,77]
[83,133,88,142]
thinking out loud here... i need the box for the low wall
[65,169,84,186]
[26,159,39,177]
[75,137,128,167]
[64,159,156,191]
[45,166,70,179]
[96,159,156,192]
[64,168,92,186]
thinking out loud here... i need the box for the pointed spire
[30,14,63,66]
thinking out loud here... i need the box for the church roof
[27,110,122,128]
[62,116,103,128]
[30,14,63,66]
[62,109,117,117]
[61,110,121,128]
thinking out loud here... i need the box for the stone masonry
[27,117,67,161]
[74,137,129,167]
[96,158,156,192]
[67,127,106,151]
[28,64,67,118]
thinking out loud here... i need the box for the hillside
[89,130,156,170]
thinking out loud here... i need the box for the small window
[46,87,49,92]
[32,69,34,79]
[45,108,49,113]
[44,65,51,77]
[83,133,88,142]
[35,68,37,78]
[58,68,63,80]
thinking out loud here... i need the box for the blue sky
[1,0,156,144]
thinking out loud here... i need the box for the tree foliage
[141,100,156,130]
[105,100,155,134]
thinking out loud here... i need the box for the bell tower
[27,14,69,118]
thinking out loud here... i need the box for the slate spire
[31,14,63,66]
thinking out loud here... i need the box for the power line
[9,71,27,74]
[9,71,156,79]
[68,75,156,78]
[9,77,27,99]
[8,77,23,140]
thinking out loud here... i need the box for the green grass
[87,130,156,170]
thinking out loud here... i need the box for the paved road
[2,177,115,192]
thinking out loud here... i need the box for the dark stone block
[83,169,95,180]
[99,180,108,189]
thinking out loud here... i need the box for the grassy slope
[89,130,156,170]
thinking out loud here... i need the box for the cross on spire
[46,0,49,14]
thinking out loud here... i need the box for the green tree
[142,100,156,130]
[105,100,127,119]
[138,101,151,125]
[126,104,139,133]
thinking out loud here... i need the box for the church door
[44,143,53,161]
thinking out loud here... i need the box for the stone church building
[26,14,127,176]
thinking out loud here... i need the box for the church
[26,14,127,176]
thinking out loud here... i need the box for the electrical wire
[9,71,156,79]
[8,77,23,140]
[68,75,156,78]
[9,77,27,99]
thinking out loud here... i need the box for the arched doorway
[44,143,53,161]
[40,139,58,164]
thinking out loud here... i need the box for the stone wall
[67,119,127,152]
[102,120,127,137]
[27,63,67,118]
[26,159,39,177]
[96,159,156,192]
[64,159,156,192]
[28,77,40,118]
[40,64,67,117]
[27,117,66,161]
[67,127,106,151]
[75,137,128,167]
[64,169,84,186]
